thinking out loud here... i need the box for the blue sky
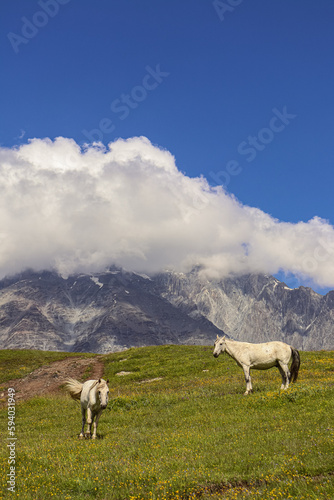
[1,1,334,293]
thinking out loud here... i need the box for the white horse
[213,336,300,395]
[65,378,109,438]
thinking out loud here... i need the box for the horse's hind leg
[242,365,252,395]
[79,407,86,439]
[278,362,290,390]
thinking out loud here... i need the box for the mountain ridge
[0,268,333,353]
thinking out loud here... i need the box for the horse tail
[65,378,83,400]
[289,347,300,383]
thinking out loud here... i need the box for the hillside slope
[1,346,334,500]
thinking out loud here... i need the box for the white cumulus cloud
[1,136,334,288]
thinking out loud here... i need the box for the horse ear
[223,336,226,340]
[216,334,219,340]
[98,378,101,383]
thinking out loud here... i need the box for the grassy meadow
[0,345,334,499]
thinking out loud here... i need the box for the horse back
[236,340,292,367]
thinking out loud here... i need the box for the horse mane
[87,379,103,393]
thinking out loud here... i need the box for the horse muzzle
[213,352,219,358]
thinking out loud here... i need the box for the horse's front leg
[242,365,252,395]
[85,408,93,437]
[92,410,102,439]
[79,407,86,439]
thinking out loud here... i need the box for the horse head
[213,335,226,358]
[97,378,109,409]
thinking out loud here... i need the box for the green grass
[0,349,96,386]
[0,346,334,499]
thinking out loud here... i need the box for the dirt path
[1,356,105,404]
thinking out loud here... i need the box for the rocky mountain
[0,268,333,353]
[155,271,334,351]
[0,268,223,353]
